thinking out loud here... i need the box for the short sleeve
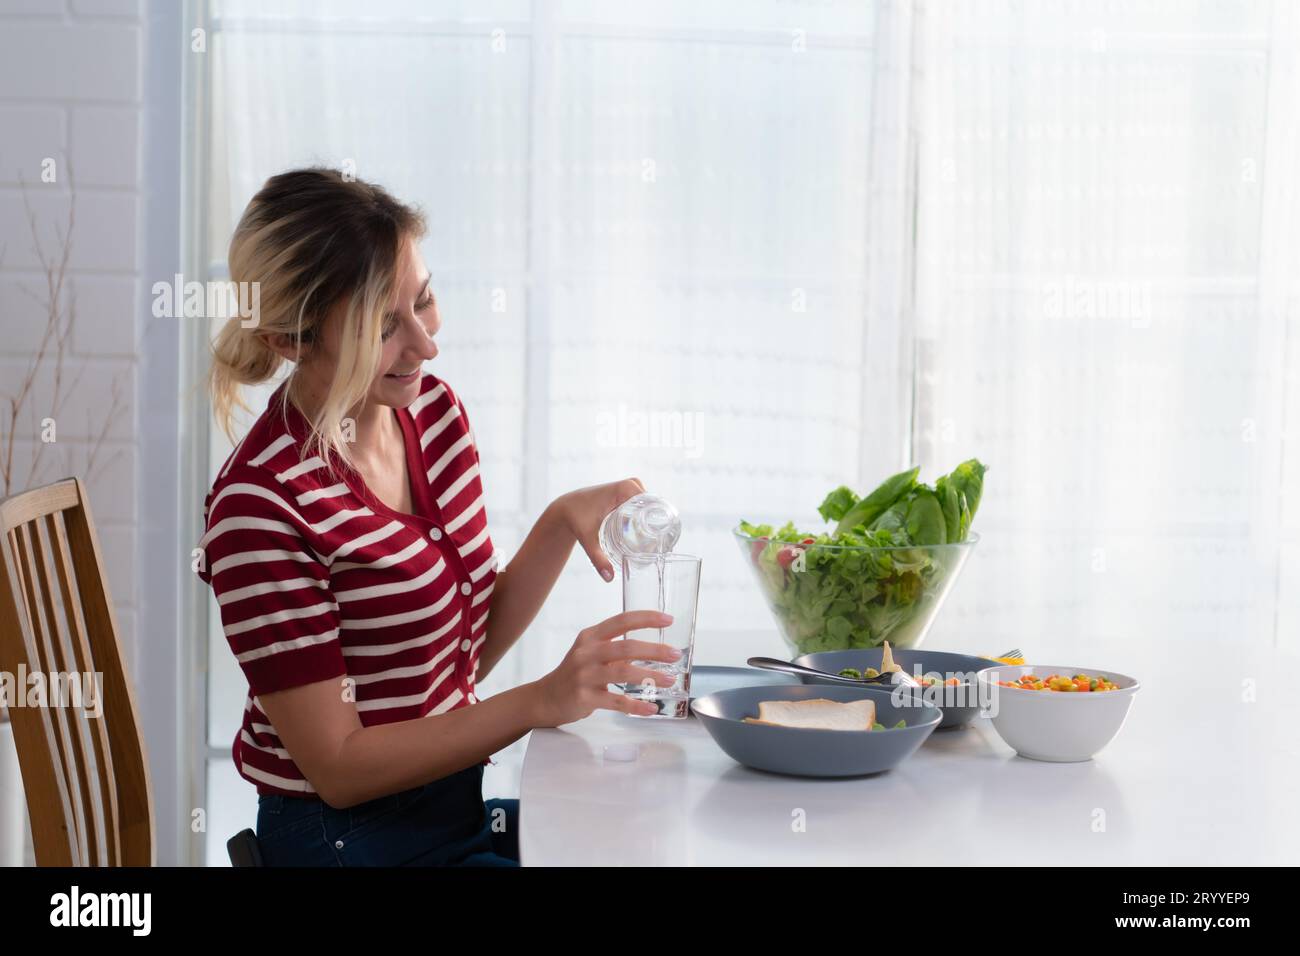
[195,467,347,697]
[446,381,481,466]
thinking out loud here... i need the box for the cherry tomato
[776,546,803,569]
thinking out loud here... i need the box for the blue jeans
[254,763,520,866]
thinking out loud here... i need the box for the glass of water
[619,553,701,719]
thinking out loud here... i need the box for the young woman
[196,167,678,866]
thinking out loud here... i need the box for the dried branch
[81,373,129,483]
[0,163,126,499]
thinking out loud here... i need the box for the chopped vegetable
[868,719,908,731]
[839,659,958,687]
[998,672,1119,692]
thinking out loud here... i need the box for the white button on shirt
[460,639,472,652]
[460,582,472,595]
[428,527,443,541]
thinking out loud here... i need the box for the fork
[747,656,922,689]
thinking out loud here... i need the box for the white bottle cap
[602,743,639,763]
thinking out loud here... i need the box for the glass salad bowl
[733,528,979,657]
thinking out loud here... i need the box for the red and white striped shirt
[195,372,498,797]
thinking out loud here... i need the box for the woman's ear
[262,330,311,364]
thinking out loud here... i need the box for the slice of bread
[741,697,876,731]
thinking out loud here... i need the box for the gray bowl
[690,685,942,777]
[793,648,998,729]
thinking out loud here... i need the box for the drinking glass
[619,553,701,719]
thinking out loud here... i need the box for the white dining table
[517,632,1300,865]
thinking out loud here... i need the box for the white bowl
[975,664,1141,762]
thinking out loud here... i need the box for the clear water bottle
[599,493,681,570]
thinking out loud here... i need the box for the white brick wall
[0,0,143,663]
[0,0,146,865]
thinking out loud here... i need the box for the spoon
[747,656,922,690]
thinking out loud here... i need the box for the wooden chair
[0,477,154,865]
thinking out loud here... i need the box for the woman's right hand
[530,610,680,726]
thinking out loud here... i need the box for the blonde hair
[208,167,427,474]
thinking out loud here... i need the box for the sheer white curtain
[195,0,902,855]
[910,0,1300,656]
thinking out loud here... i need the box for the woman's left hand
[552,477,646,582]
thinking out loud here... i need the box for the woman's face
[288,233,442,411]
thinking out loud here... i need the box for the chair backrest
[0,477,154,866]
